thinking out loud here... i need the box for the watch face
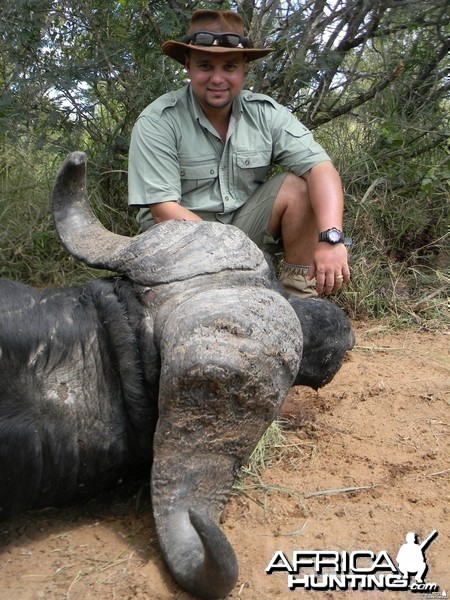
[329,229,342,242]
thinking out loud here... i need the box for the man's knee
[275,172,309,207]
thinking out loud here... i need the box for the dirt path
[0,322,448,599]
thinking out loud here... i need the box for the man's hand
[309,243,350,295]
[151,201,203,223]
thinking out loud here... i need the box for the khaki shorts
[230,172,288,255]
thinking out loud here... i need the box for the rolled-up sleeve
[271,106,331,175]
[128,112,181,206]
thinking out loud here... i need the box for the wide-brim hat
[162,9,273,65]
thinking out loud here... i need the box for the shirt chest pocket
[179,158,219,196]
[233,150,272,199]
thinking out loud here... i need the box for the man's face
[185,50,247,113]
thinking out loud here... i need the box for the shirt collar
[188,84,203,122]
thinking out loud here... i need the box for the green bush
[315,116,449,325]
[0,142,123,286]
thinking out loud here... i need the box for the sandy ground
[0,322,448,600]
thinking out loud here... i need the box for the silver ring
[335,274,344,280]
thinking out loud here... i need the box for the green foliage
[0,139,116,285]
[316,114,449,324]
[0,0,448,324]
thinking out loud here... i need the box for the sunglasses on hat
[182,31,250,49]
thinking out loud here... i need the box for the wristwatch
[318,228,352,246]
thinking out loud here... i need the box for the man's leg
[267,172,316,265]
[231,172,318,298]
[267,172,318,297]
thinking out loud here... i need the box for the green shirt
[128,85,330,226]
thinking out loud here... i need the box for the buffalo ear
[290,297,355,389]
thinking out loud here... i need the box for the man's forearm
[301,161,344,232]
[150,201,203,223]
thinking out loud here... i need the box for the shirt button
[210,169,215,175]
[180,170,185,176]
[225,196,229,201]
[245,159,250,165]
